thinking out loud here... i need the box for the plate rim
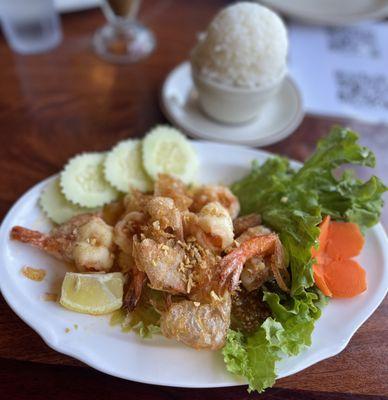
[160,62,304,147]
[259,0,388,25]
[0,141,387,388]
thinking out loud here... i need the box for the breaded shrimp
[184,202,234,252]
[160,293,231,350]
[114,211,146,254]
[191,185,240,219]
[219,234,278,292]
[146,197,183,241]
[11,214,115,272]
[154,174,193,211]
[132,237,187,294]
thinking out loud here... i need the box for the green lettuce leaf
[226,126,386,393]
[223,329,278,393]
[222,330,250,377]
[293,126,386,231]
[223,289,325,392]
[262,290,325,356]
[231,126,387,294]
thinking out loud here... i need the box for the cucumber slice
[60,153,118,208]
[142,126,198,183]
[39,178,95,224]
[104,139,153,193]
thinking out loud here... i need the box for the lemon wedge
[59,272,124,315]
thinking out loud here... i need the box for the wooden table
[0,1,387,399]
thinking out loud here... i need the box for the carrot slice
[310,217,366,298]
[314,251,331,266]
[311,215,331,258]
[311,216,333,296]
[324,259,367,298]
[326,221,365,260]
[313,264,332,297]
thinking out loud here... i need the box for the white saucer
[259,0,388,25]
[161,62,304,147]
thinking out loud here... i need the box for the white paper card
[288,22,388,123]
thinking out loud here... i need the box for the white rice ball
[191,2,288,88]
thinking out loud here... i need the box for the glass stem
[128,0,141,20]
[111,0,141,31]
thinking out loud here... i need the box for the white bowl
[161,61,304,147]
[191,66,285,124]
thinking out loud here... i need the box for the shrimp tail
[123,270,146,311]
[218,234,277,292]
[11,226,47,245]
[218,257,244,293]
[10,226,62,259]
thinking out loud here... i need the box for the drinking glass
[93,0,156,63]
[0,0,62,54]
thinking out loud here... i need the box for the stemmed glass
[93,0,156,63]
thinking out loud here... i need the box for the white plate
[259,0,388,25]
[0,141,387,388]
[54,0,100,13]
[161,62,304,147]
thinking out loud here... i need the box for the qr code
[326,27,380,58]
[335,70,388,110]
